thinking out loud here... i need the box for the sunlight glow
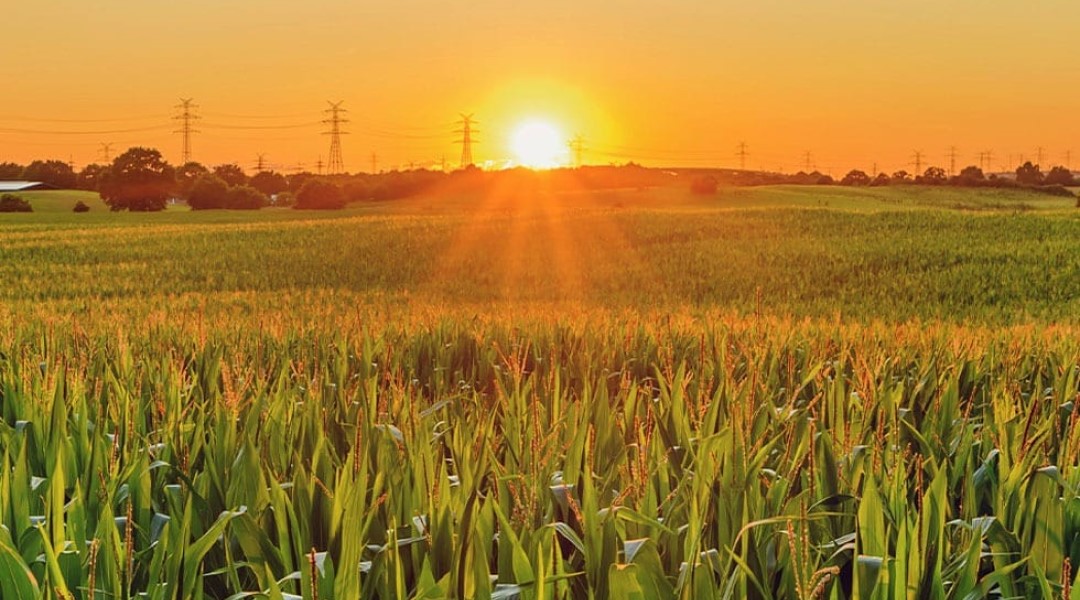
[510,120,567,169]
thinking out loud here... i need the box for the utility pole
[947,146,958,177]
[911,150,924,176]
[173,98,199,165]
[316,157,324,176]
[736,141,749,171]
[1065,150,1073,170]
[872,162,878,176]
[98,142,113,164]
[569,135,585,167]
[254,153,268,173]
[323,101,348,174]
[370,151,378,174]
[456,113,477,168]
[1036,146,1045,167]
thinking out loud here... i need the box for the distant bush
[1032,185,1075,198]
[73,200,90,213]
[187,174,229,210]
[272,191,295,207]
[0,194,32,212]
[295,179,346,210]
[225,185,268,210]
[689,175,718,195]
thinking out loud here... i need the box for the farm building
[0,181,58,192]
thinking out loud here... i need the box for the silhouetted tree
[958,165,985,182]
[1045,166,1076,186]
[22,159,76,188]
[1016,161,1044,185]
[186,174,229,210]
[869,172,890,187]
[295,179,346,209]
[99,147,175,212]
[212,163,248,187]
[920,166,948,185]
[77,164,108,191]
[841,170,871,186]
[891,170,910,183]
[287,172,315,193]
[73,200,90,213]
[250,171,289,196]
[690,175,718,194]
[0,162,23,179]
[0,194,32,212]
[175,162,209,198]
[225,185,268,210]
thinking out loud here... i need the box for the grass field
[0,185,1078,598]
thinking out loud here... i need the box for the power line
[173,98,199,165]
[456,113,477,168]
[910,150,924,175]
[736,141,749,171]
[322,101,348,175]
[569,134,585,167]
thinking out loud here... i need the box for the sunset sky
[2,1,1078,174]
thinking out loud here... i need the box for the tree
[249,171,288,196]
[957,165,985,182]
[99,147,175,212]
[295,179,346,209]
[175,162,209,198]
[841,170,871,186]
[213,163,248,187]
[0,194,32,212]
[77,164,108,191]
[689,175,718,195]
[73,200,91,213]
[869,172,890,187]
[1045,166,1076,186]
[891,170,911,183]
[0,162,23,179]
[22,159,76,188]
[1015,161,1044,185]
[225,185,268,210]
[920,166,948,185]
[186,174,229,210]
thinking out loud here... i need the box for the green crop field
[0,185,1079,599]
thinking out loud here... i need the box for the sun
[510,120,567,169]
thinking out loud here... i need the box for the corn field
[0,311,1077,598]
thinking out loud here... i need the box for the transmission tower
[1035,146,1045,167]
[911,150,924,175]
[456,114,477,168]
[254,153,268,173]
[1065,150,1073,170]
[173,98,199,164]
[736,141,749,171]
[947,146,958,176]
[803,151,813,172]
[569,135,585,167]
[370,151,378,174]
[984,150,994,173]
[99,142,113,164]
[322,101,348,174]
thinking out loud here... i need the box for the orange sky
[2,1,1078,175]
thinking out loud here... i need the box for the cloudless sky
[2,1,1078,174]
